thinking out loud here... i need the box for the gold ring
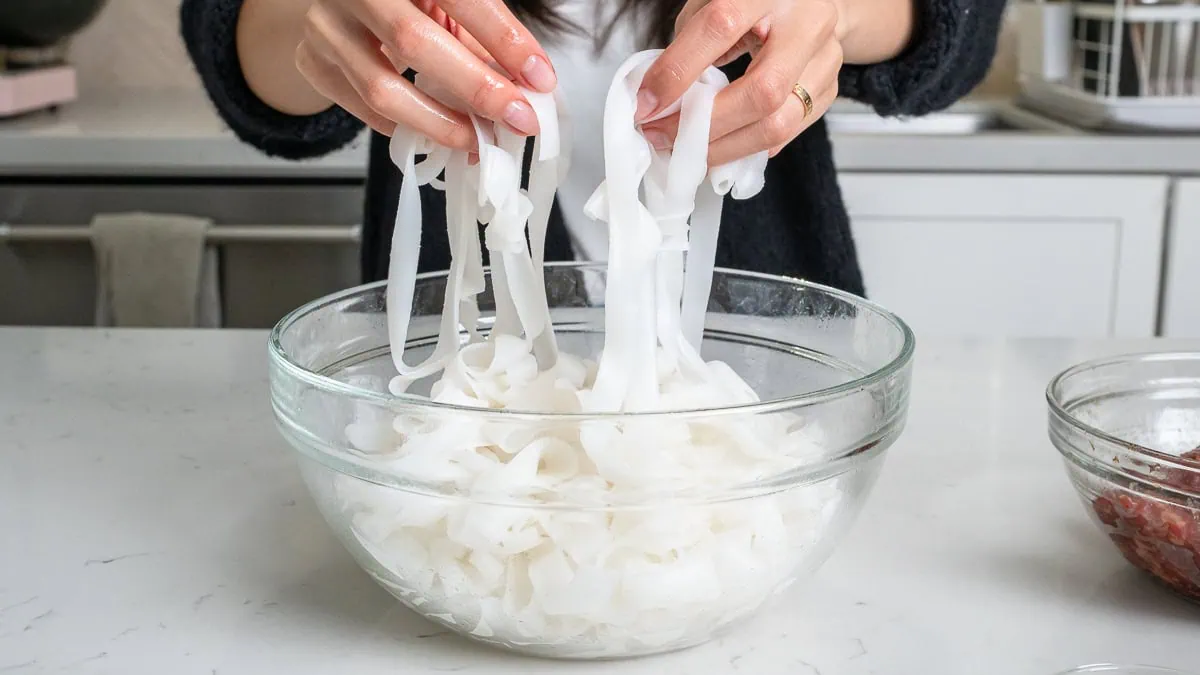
[792,83,814,119]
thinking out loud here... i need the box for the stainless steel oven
[0,179,364,328]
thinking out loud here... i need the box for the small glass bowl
[269,263,914,658]
[1047,352,1200,604]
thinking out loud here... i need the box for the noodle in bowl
[269,265,914,658]
[269,50,913,659]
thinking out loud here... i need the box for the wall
[66,0,1019,96]
[69,0,201,92]
[974,6,1020,97]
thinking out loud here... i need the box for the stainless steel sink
[824,100,1082,135]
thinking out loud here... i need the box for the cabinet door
[840,174,1169,338]
[1162,179,1200,337]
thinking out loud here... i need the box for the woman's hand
[292,0,559,150]
[637,0,846,165]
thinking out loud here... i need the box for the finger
[378,43,409,77]
[713,32,761,68]
[436,0,558,92]
[677,0,768,69]
[331,0,541,135]
[641,34,840,149]
[450,24,493,65]
[708,79,837,166]
[374,42,467,113]
[304,6,477,149]
[296,41,396,136]
[414,2,493,65]
[709,21,840,140]
[769,81,836,157]
[672,0,766,64]
[640,112,679,151]
[673,0,708,34]
[636,0,773,122]
[376,43,482,112]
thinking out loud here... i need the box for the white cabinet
[839,173,1169,338]
[1162,179,1200,337]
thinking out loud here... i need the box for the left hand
[637,0,844,166]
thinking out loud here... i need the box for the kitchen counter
[0,89,367,179]
[2,327,1199,674]
[2,89,1200,177]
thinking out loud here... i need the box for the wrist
[833,0,915,65]
[238,0,333,116]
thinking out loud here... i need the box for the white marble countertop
[2,89,1200,178]
[2,327,1199,674]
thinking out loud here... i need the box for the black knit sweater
[181,0,1005,296]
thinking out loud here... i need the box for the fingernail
[503,100,539,136]
[643,129,672,151]
[521,55,557,93]
[635,89,658,122]
[468,152,480,166]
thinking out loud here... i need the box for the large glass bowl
[269,263,914,659]
[1047,352,1200,604]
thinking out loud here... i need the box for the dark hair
[506,0,687,51]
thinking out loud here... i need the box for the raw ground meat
[1092,449,1200,601]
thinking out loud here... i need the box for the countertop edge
[3,134,1199,179]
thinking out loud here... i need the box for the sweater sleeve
[837,0,1008,116]
[179,0,364,160]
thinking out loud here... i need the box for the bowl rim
[1046,350,1200,480]
[268,262,916,421]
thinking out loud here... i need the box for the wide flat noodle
[524,91,568,367]
[349,51,836,659]
[384,52,763,402]
[385,87,565,394]
[580,50,766,412]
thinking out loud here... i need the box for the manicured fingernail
[503,100,539,136]
[635,89,658,122]
[521,55,557,92]
[643,129,672,151]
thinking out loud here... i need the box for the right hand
[294,0,558,151]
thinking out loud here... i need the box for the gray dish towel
[91,212,222,328]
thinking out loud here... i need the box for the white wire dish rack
[1017,0,1200,131]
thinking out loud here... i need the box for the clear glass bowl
[1047,352,1200,604]
[269,263,914,659]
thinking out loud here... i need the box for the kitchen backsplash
[69,0,201,92]
[67,0,1018,97]
[975,6,1019,97]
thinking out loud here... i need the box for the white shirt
[540,0,640,262]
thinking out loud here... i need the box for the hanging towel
[91,212,223,328]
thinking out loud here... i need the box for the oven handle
[0,223,362,244]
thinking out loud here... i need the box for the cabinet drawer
[840,174,1169,338]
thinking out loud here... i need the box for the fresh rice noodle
[333,50,843,657]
